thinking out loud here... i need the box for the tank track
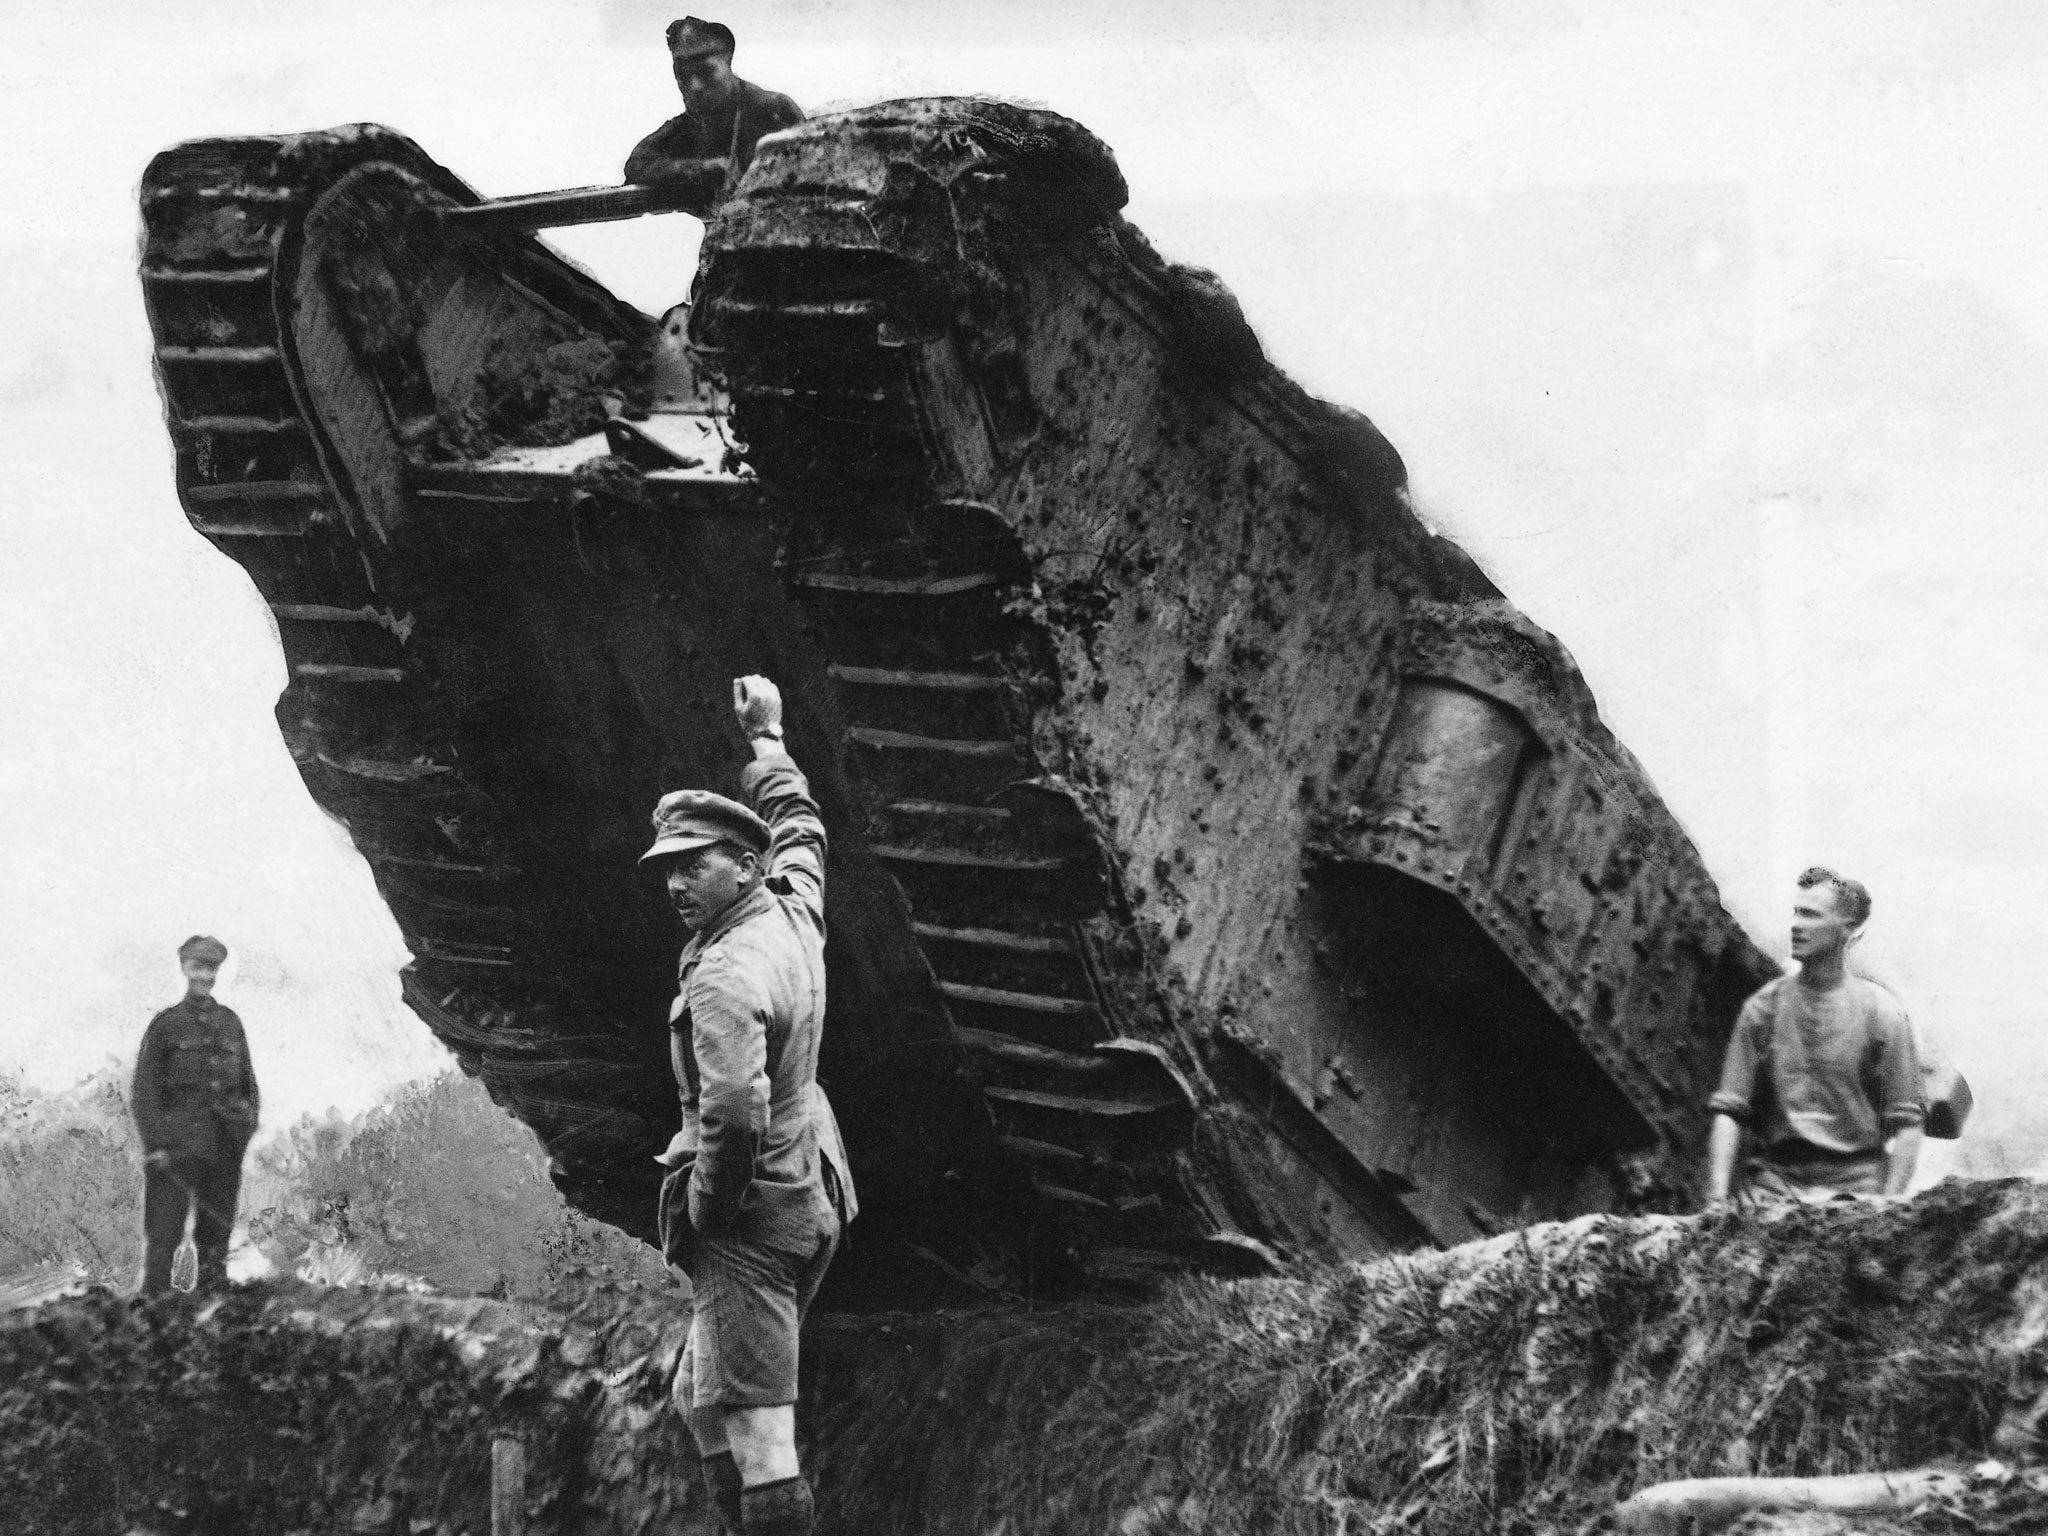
[141,130,669,1236]
[696,276,1264,1286]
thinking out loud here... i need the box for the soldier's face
[181,958,219,996]
[664,843,757,933]
[672,50,735,108]
[1789,884,1856,963]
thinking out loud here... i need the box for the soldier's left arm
[624,114,730,212]
[232,1010,260,1125]
[1879,998,1925,1194]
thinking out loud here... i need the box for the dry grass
[0,1069,141,1285]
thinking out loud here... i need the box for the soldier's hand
[144,1150,170,1169]
[733,675,783,740]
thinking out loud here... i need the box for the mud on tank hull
[140,105,1772,1299]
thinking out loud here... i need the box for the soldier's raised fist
[733,675,783,740]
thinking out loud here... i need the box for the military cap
[666,17,736,59]
[178,935,228,965]
[641,789,770,865]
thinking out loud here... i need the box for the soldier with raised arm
[642,675,855,1536]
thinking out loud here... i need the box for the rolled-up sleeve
[1876,1002,1927,1135]
[687,951,773,1230]
[1708,999,1767,1123]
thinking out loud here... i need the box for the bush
[0,1066,141,1286]
[0,1065,670,1300]
[245,1070,670,1298]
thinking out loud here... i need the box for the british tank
[139,102,1774,1300]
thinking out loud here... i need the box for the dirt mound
[0,1282,705,1536]
[805,1179,2048,1534]
[11,1180,2048,1534]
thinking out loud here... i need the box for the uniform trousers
[1737,1145,1887,1209]
[677,1214,837,1412]
[143,1151,243,1293]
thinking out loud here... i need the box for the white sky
[1,0,2043,1179]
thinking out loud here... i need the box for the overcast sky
[2,0,2043,1181]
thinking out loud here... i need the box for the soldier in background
[131,935,259,1294]
[624,18,803,217]
[1704,868,1925,1208]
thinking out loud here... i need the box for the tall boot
[740,1477,813,1536]
[700,1450,744,1535]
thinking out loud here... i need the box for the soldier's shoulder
[741,79,803,123]
[634,111,701,153]
[692,922,777,977]
[1852,975,1910,1023]
[684,942,774,1017]
[1739,975,1787,1016]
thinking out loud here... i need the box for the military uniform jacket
[623,77,804,215]
[132,995,259,1161]
[662,751,856,1262]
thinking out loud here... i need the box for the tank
[139,103,1773,1300]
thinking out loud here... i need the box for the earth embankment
[9,1179,2048,1534]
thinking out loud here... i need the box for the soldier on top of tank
[131,935,260,1294]
[624,18,803,217]
[1703,867,1925,1209]
[644,675,856,1536]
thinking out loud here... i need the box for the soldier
[644,675,855,1536]
[131,935,260,1294]
[624,17,803,217]
[1704,868,1925,1208]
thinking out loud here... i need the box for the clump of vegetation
[0,1066,142,1287]
[245,1071,668,1297]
